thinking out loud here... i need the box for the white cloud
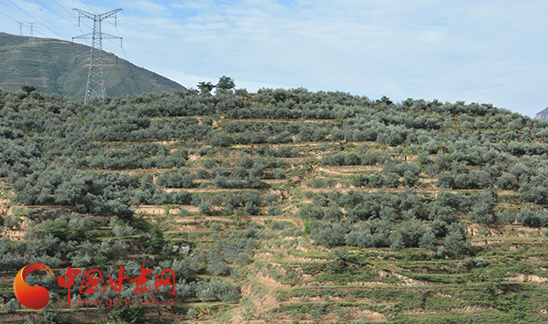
[119,1,168,14]
[170,0,216,11]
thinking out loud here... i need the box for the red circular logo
[13,263,54,310]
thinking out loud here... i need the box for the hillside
[1,88,548,323]
[0,33,185,99]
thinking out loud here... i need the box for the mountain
[0,33,185,99]
[536,107,548,121]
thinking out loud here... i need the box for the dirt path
[400,306,499,315]
[319,165,383,173]
[169,215,271,224]
[163,187,249,193]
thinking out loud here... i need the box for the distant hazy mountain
[0,33,185,99]
[536,107,548,122]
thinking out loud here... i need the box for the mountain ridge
[0,33,185,99]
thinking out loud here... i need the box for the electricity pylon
[72,8,122,104]
[28,22,35,45]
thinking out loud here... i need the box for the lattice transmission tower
[28,22,35,45]
[72,8,122,103]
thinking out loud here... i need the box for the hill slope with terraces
[1,88,548,323]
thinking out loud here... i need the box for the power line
[5,0,66,39]
[49,0,94,30]
[51,0,94,34]
[114,23,129,61]
[31,0,78,27]
[51,0,78,17]
[0,11,21,24]
[78,0,96,14]
[30,29,50,38]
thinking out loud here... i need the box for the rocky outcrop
[535,107,548,121]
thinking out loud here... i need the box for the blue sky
[1,0,548,117]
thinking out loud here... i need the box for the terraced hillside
[1,88,548,323]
